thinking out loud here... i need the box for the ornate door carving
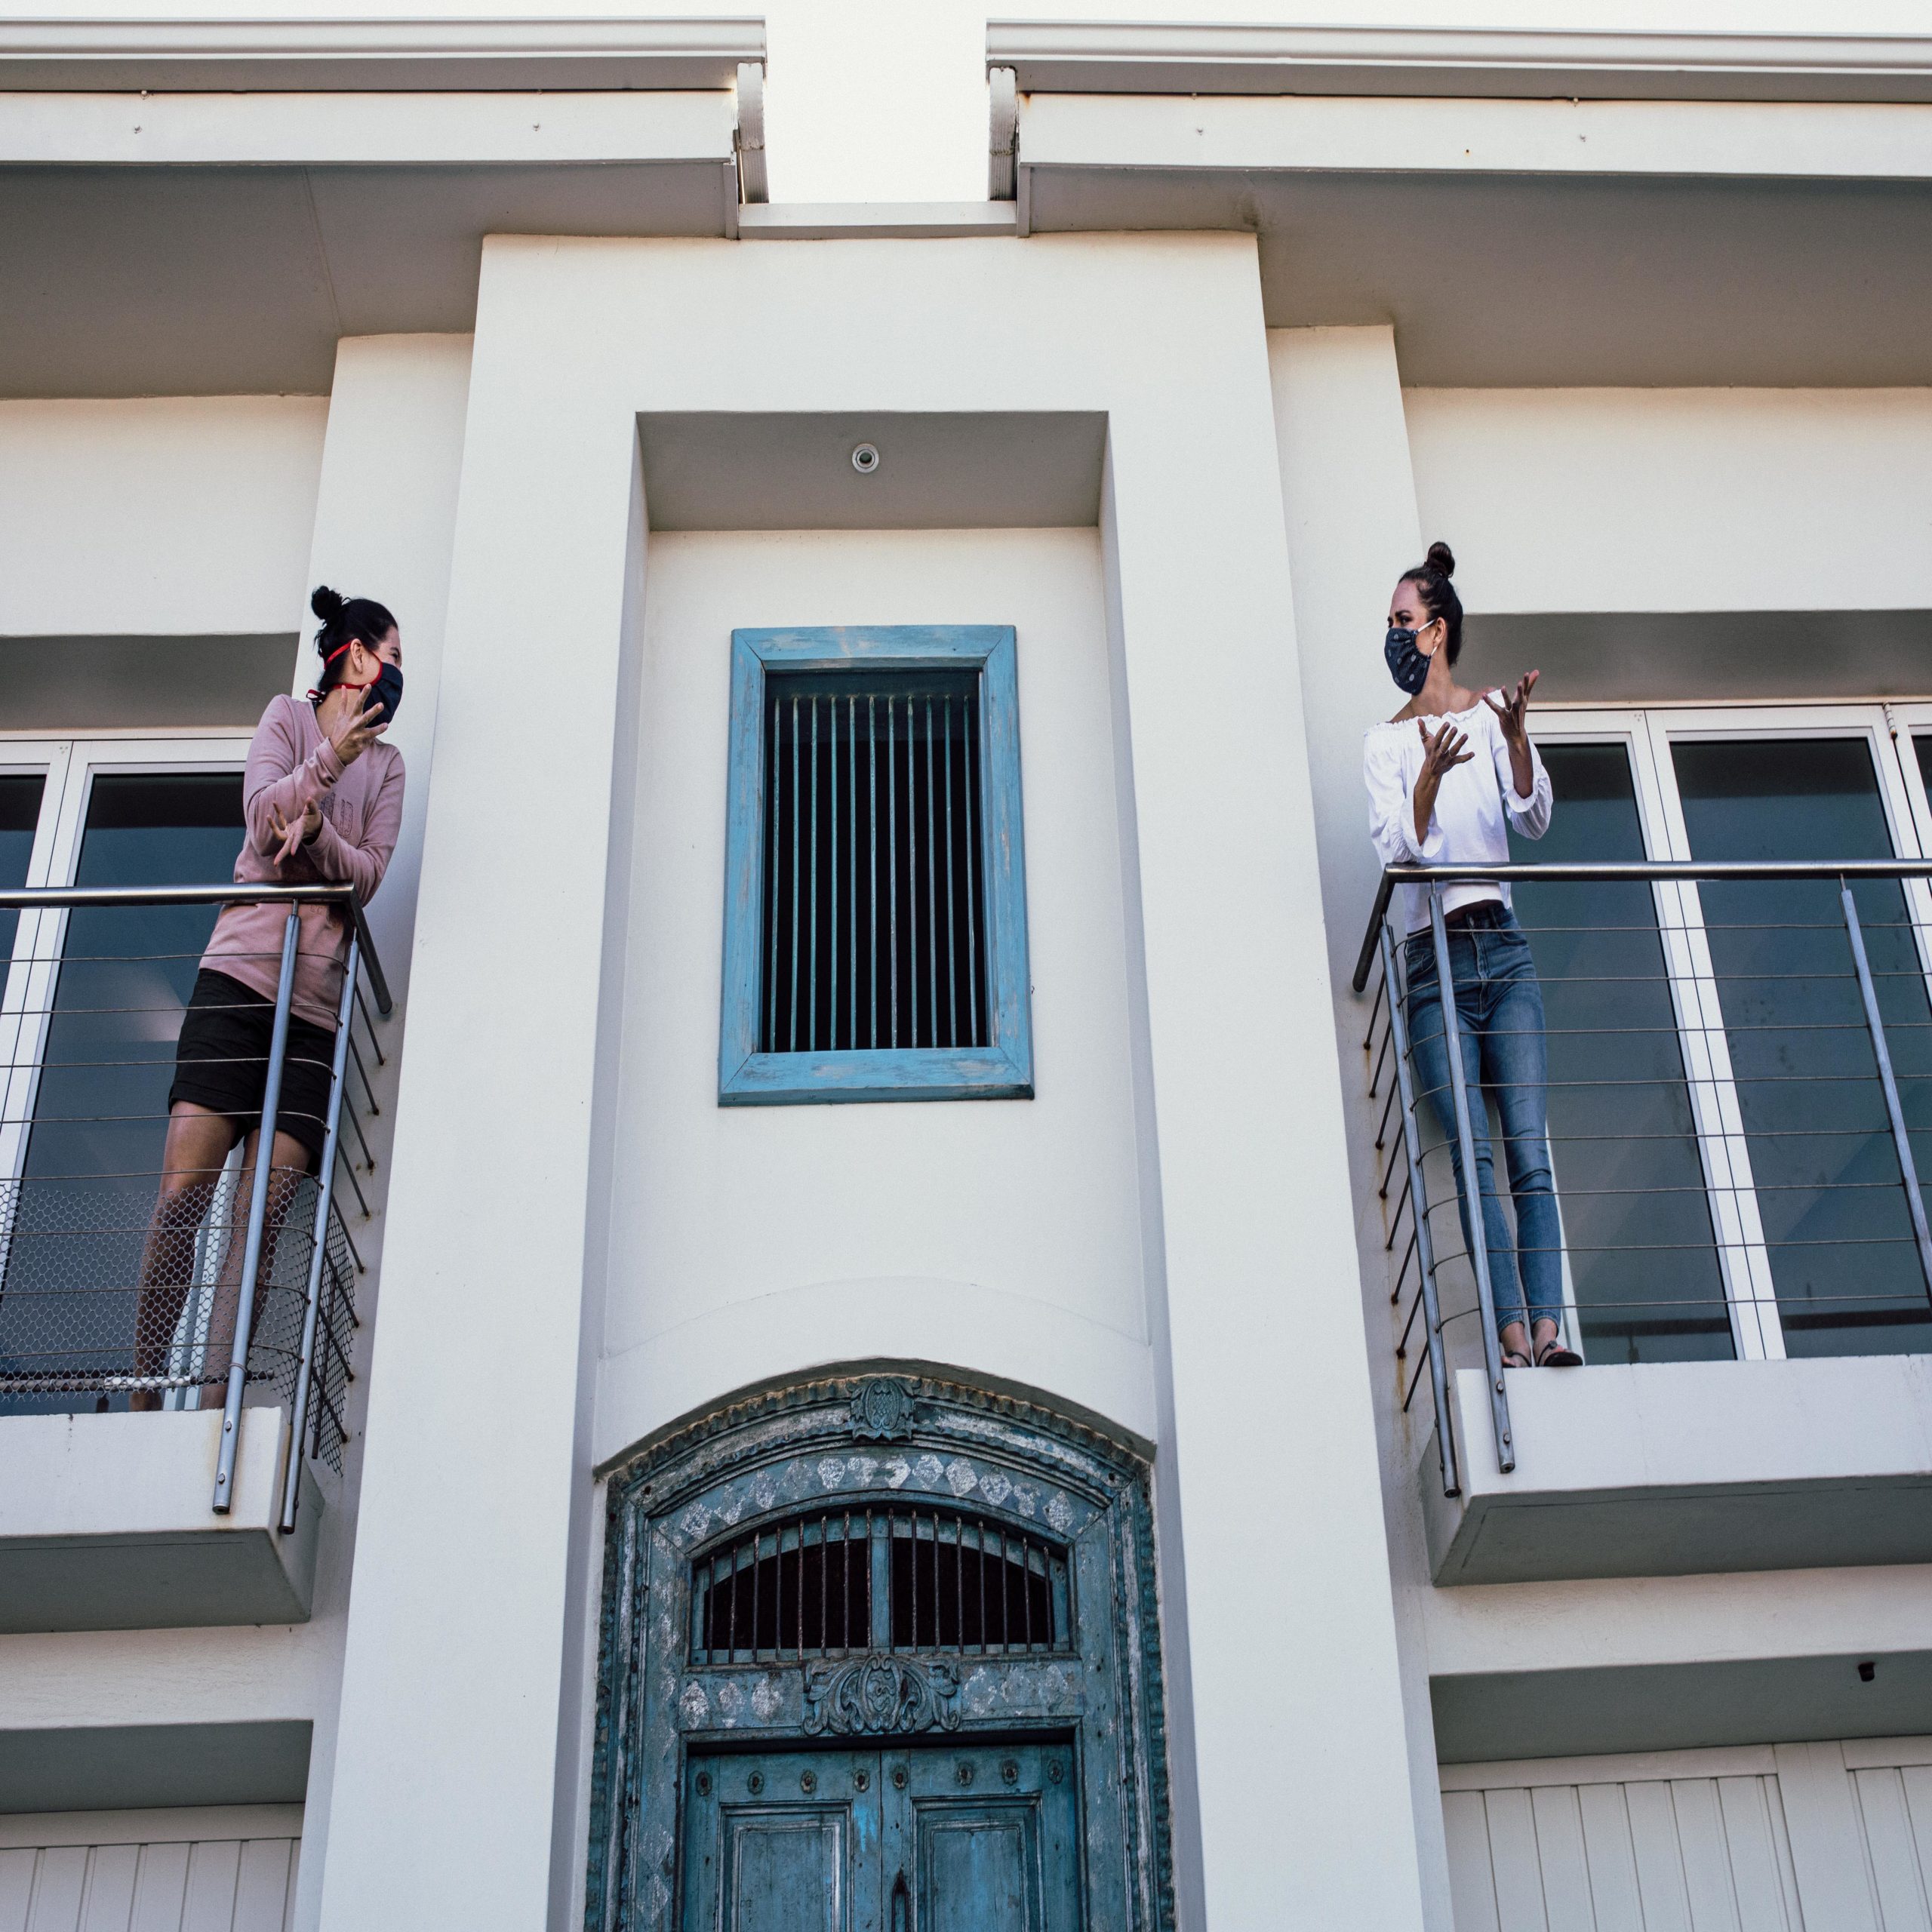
[586,1374,1174,1932]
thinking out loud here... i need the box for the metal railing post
[1428,888,1515,1475]
[279,937,358,1535]
[1380,917,1460,1497]
[1841,882,1932,1305]
[213,908,301,1515]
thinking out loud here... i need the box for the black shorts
[168,968,335,1163]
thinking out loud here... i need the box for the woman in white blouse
[1363,542,1580,1370]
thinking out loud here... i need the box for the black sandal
[1534,1339,1583,1368]
[1501,1348,1532,1370]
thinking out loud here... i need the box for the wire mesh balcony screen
[759,670,988,1054]
[0,1173,356,1470]
[690,1505,1069,1665]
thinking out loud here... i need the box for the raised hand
[1482,669,1540,752]
[328,691,388,768]
[1414,715,1474,844]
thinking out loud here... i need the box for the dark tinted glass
[0,774,44,966]
[23,774,246,1185]
[761,672,986,1054]
[1674,737,1932,1358]
[1509,746,1731,1362]
[0,774,245,1413]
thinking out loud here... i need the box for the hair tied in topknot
[310,585,346,623]
[1424,541,1456,580]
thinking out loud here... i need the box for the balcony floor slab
[0,1407,319,1631]
[1423,1355,1932,1585]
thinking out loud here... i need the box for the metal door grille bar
[690,1503,1068,1664]
[761,673,987,1055]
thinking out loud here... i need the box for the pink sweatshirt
[202,694,406,1030]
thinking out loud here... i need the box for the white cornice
[986,22,1932,105]
[0,17,765,91]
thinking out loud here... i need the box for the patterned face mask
[1384,623,1432,695]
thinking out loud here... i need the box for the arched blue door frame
[585,1373,1176,1932]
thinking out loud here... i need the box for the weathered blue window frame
[719,625,1032,1105]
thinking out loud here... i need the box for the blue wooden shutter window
[718,626,1033,1104]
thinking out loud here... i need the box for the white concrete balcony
[1356,851,1932,1583]
[1420,1354,1932,1585]
[0,1406,320,1629]
[0,882,389,1630]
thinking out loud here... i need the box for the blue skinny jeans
[1403,904,1564,1340]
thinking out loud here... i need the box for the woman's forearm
[1412,777,1436,848]
[1509,739,1534,800]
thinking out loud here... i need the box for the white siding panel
[78,1845,137,1932]
[1485,1788,1552,1932]
[0,1855,33,1932]
[128,1846,188,1932]
[1574,1783,1645,1932]
[1627,1780,1696,1932]
[177,1845,238,1932]
[1670,1780,1744,1932]
[226,1844,288,1932]
[1445,1790,1503,1932]
[1447,1764,1804,1932]
[27,1847,88,1932]
[1530,1785,1595,1932]
[1853,1767,1932,1931]
[0,1831,296,1932]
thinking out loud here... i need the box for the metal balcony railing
[1354,860,1932,1494]
[0,884,391,1527]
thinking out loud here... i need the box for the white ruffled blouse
[1363,698,1553,934]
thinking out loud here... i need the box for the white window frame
[1523,701,1928,1364]
[0,731,253,1195]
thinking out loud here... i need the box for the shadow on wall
[1464,610,1932,706]
[0,636,298,731]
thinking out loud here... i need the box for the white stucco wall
[0,396,328,636]
[320,228,1428,1932]
[1404,387,1932,615]
[597,526,1150,1454]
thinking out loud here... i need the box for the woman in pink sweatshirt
[130,585,406,1410]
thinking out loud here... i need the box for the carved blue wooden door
[683,1747,887,1932]
[886,1742,1079,1932]
[683,1742,1078,1932]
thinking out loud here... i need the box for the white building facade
[2,14,1930,1930]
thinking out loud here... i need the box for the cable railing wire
[0,883,390,1527]
[1357,858,1932,1496]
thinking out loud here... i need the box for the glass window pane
[1673,737,1932,1358]
[0,774,44,965]
[1509,746,1732,1363]
[2,772,244,1412]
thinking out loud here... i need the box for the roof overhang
[0,16,764,92]
[987,23,1932,386]
[2,17,764,397]
[986,21,1932,105]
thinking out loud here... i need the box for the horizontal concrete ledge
[1423,1355,1932,1584]
[1433,1651,1932,1764]
[0,1722,311,1814]
[0,18,764,92]
[0,1407,319,1632]
[739,203,1019,242]
[987,23,1932,104]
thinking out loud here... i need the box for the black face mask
[1384,624,1432,696]
[355,662,405,729]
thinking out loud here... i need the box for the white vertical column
[314,273,639,1931]
[1266,325,1454,1929]
[1104,311,1429,1926]
[279,332,474,1932]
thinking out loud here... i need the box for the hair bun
[310,585,346,622]
[1424,540,1456,580]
